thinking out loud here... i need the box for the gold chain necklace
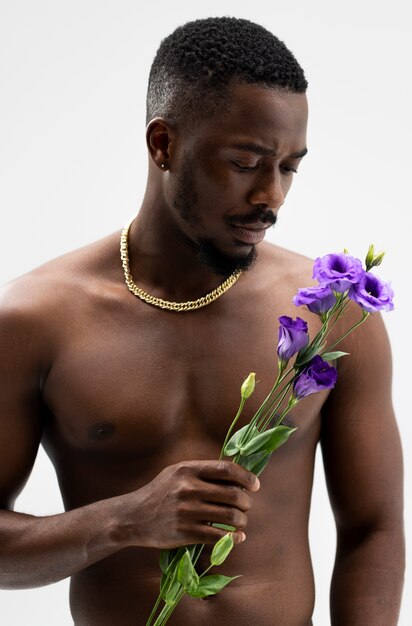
[120,218,242,312]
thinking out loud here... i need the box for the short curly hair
[146,17,307,126]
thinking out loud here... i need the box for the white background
[0,1,410,624]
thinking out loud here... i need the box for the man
[0,16,404,626]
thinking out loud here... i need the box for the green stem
[325,311,369,352]
[199,563,214,577]
[258,380,294,432]
[319,300,351,344]
[255,374,295,431]
[296,297,348,365]
[273,396,299,428]
[156,588,186,626]
[146,593,163,626]
[219,398,245,459]
[237,364,295,446]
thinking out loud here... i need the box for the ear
[146,117,176,171]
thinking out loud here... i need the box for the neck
[126,200,236,302]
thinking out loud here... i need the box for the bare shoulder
[261,241,314,280]
[254,242,315,306]
[0,229,122,318]
[0,230,123,378]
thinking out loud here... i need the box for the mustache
[226,209,277,226]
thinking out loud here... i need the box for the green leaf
[211,522,236,532]
[187,574,241,598]
[249,451,272,476]
[160,571,181,605]
[159,548,177,574]
[223,424,259,456]
[210,532,234,566]
[176,549,199,594]
[236,450,268,471]
[295,342,326,367]
[239,425,297,456]
[164,579,182,605]
[237,450,272,475]
[321,351,349,361]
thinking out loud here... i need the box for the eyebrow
[231,143,308,159]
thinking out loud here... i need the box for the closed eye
[281,165,298,175]
[232,160,259,172]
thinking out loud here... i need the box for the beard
[172,157,276,278]
[196,237,257,277]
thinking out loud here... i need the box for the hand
[126,460,260,549]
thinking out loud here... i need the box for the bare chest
[41,291,324,494]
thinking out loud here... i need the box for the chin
[197,238,257,277]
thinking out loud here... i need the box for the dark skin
[0,82,404,625]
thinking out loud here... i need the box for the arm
[0,295,128,588]
[321,311,404,626]
[0,286,259,589]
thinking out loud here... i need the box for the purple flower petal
[293,355,338,399]
[313,253,364,292]
[293,284,337,315]
[349,272,394,313]
[277,316,309,363]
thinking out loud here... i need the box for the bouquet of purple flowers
[146,245,394,626]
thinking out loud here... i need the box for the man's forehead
[201,82,308,136]
[225,141,308,159]
[192,87,308,155]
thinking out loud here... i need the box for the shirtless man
[0,17,404,626]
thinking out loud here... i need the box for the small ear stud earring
[160,163,166,170]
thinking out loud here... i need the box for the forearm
[330,526,405,626]
[0,495,132,589]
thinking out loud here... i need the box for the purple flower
[349,272,394,313]
[293,284,337,315]
[277,316,309,363]
[313,253,364,292]
[293,356,338,399]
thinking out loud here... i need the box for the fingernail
[252,477,260,491]
[239,532,246,542]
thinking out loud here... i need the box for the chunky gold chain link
[120,218,242,312]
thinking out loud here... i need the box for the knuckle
[232,509,247,529]
[229,485,241,503]
[175,461,193,477]
[178,479,197,498]
[175,501,191,520]
[239,491,252,511]
[245,469,256,487]
[226,507,237,525]
[216,460,230,477]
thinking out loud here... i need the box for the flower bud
[365,244,385,271]
[365,244,375,270]
[371,250,385,268]
[277,316,309,363]
[241,372,256,400]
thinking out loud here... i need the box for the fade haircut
[146,17,308,127]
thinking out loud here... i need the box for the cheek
[282,176,295,196]
[196,166,245,211]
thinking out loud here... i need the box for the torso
[32,231,327,625]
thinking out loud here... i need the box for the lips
[229,223,271,245]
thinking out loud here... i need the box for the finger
[197,460,260,492]
[197,504,248,530]
[202,483,252,512]
[194,524,246,545]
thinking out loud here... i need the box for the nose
[248,169,285,210]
